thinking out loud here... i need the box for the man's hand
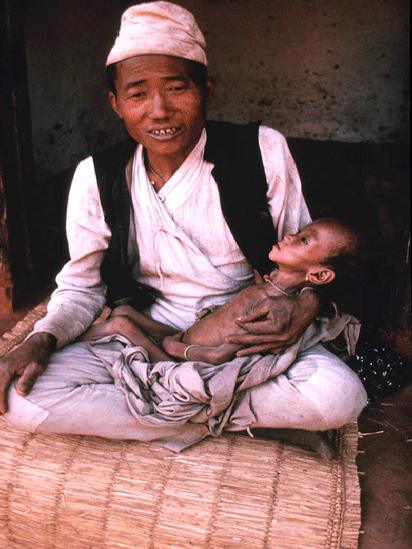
[227,290,321,356]
[0,332,56,414]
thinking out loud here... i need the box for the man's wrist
[26,332,57,352]
[298,289,337,319]
[297,289,322,318]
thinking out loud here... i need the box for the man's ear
[306,268,336,286]
[108,91,123,119]
[205,77,216,103]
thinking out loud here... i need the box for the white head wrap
[106,1,207,66]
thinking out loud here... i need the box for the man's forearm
[33,157,111,348]
[297,288,322,323]
[32,284,107,348]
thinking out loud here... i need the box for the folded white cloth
[88,313,360,451]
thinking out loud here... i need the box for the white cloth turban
[106,1,207,66]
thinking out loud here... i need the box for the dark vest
[92,120,276,309]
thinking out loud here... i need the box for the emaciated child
[81,218,364,363]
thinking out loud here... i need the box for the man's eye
[168,84,187,93]
[130,91,145,99]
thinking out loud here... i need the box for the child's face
[268,221,341,273]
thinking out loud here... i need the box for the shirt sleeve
[258,126,311,239]
[31,157,111,348]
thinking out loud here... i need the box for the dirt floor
[358,384,412,549]
[0,297,411,549]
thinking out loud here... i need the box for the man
[0,2,366,448]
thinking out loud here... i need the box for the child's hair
[317,218,368,296]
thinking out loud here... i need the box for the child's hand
[162,333,185,359]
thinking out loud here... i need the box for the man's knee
[3,383,50,433]
[240,345,368,432]
[291,346,368,429]
[312,377,367,430]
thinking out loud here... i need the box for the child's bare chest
[184,284,269,346]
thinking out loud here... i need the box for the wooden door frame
[0,0,35,315]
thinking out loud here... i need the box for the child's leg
[80,316,170,361]
[111,305,177,338]
[80,318,121,341]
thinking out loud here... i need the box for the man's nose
[151,92,172,118]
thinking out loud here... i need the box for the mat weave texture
[0,300,362,548]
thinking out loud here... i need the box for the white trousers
[5,341,367,443]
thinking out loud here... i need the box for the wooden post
[0,0,35,314]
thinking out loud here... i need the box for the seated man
[0,3,367,449]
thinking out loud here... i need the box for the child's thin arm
[162,335,241,365]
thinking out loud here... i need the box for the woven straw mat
[0,299,362,549]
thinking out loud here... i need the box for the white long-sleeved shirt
[33,126,311,347]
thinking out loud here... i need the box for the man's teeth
[150,128,180,136]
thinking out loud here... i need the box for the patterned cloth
[348,330,412,401]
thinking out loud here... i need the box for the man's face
[268,221,342,273]
[109,54,209,164]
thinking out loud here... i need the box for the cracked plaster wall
[25,0,409,180]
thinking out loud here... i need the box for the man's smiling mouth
[149,127,182,139]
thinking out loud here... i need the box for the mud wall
[25,0,409,180]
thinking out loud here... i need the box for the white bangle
[183,344,201,360]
